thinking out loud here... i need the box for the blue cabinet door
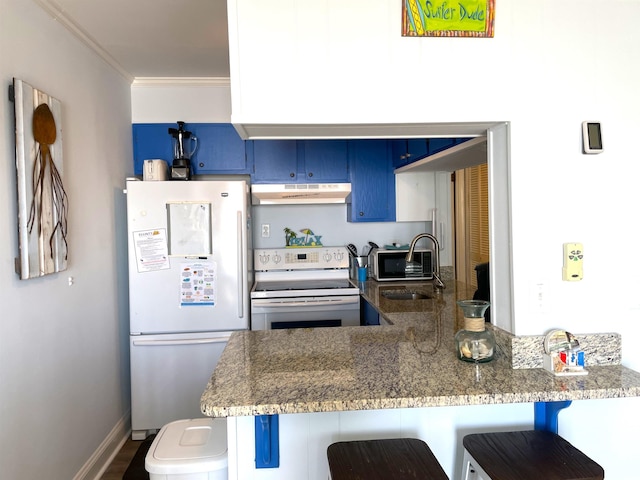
[190,124,247,174]
[252,140,349,183]
[361,298,380,326]
[392,138,473,170]
[427,138,457,155]
[252,140,298,182]
[391,139,409,168]
[407,139,428,161]
[301,140,349,182]
[426,138,472,156]
[132,123,249,175]
[347,140,395,222]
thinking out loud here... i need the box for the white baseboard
[73,410,131,480]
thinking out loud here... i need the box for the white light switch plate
[563,242,583,281]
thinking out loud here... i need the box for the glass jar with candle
[454,300,495,363]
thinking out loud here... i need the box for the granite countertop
[201,280,640,417]
[357,278,475,327]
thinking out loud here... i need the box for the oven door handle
[252,297,358,307]
[132,335,231,347]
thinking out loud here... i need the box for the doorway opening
[238,121,513,333]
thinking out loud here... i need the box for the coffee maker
[168,121,198,180]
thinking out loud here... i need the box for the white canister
[145,418,228,480]
[143,159,168,181]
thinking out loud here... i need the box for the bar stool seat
[462,430,604,480]
[327,438,449,480]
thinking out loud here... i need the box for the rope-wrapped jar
[454,300,495,363]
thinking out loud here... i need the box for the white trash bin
[145,418,228,480]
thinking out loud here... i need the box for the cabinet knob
[199,162,204,168]
[308,172,313,177]
[359,211,364,217]
[290,172,295,178]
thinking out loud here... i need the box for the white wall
[227,0,640,338]
[252,204,427,250]
[227,1,640,478]
[0,1,132,479]
[131,80,232,123]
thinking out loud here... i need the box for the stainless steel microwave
[370,248,433,281]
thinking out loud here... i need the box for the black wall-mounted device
[582,121,603,154]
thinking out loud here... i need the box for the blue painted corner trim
[255,414,280,468]
[534,401,572,433]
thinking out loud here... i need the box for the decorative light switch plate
[563,242,583,281]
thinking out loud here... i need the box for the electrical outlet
[562,242,583,281]
[261,224,270,238]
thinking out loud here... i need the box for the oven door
[250,295,360,330]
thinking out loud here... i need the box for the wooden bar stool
[461,430,604,480]
[327,438,449,480]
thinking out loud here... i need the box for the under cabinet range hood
[251,183,351,205]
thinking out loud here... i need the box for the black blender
[168,121,198,180]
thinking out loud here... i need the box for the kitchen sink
[381,289,431,301]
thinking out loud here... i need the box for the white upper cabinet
[395,171,436,222]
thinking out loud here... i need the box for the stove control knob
[259,253,270,264]
[334,251,344,262]
[272,254,282,264]
[323,252,332,262]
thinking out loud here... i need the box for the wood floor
[100,438,143,480]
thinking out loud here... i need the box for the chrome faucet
[405,233,445,289]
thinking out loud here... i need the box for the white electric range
[250,246,361,330]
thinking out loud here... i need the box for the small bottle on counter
[454,300,495,363]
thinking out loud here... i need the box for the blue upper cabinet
[301,140,349,182]
[428,138,457,156]
[132,123,250,175]
[407,139,429,162]
[251,140,299,182]
[347,140,395,222]
[391,139,409,168]
[191,124,248,173]
[391,138,472,169]
[391,139,429,168]
[428,138,472,156]
[251,139,349,183]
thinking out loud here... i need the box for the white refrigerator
[125,178,251,440]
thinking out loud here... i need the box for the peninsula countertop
[201,281,640,417]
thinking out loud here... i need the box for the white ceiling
[35,0,230,80]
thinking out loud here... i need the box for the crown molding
[131,77,231,87]
[33,0,134,83]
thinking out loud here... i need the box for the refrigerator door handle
[237,210,244,318]
[132,335,231,347]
